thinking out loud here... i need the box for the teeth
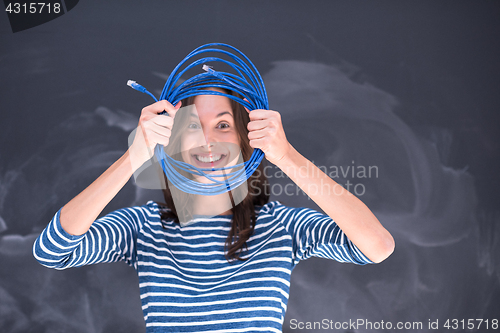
[195,154,223,163]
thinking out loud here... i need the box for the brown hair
[157,87,270,262]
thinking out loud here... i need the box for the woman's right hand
[54,99,181,237]
[128,100,182,170]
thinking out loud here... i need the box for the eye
[188,122,201,129]
[217,122,230,129]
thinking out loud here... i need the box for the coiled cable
[127,43,267,195]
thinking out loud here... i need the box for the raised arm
[33,100,182,269]
[59,100,181,236]
[275,145,395,263]
[245,108,394,264]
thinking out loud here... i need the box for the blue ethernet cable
[127,43,267,196]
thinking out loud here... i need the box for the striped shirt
[33,200,373,332]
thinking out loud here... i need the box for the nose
[202,127,217,149]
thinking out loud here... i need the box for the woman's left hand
[245,107,291,166]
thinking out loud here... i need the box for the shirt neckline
[192,214,233,218]
[180,214,233,227]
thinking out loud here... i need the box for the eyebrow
[190,111,233,118]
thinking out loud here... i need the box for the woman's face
[180,91,242,180]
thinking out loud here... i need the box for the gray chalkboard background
[1,1,499,332]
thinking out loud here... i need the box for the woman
[33,85,395,332]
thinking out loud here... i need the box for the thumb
[242,98,251,113]
[169,101,183,118]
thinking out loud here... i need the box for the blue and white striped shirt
[33,200,372,332]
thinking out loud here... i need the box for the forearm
[59,150,136,236]
[274,144,395,263]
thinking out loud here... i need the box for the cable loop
[128,43,267,195]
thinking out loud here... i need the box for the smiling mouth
[192,154,226,163]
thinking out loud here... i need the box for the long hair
[157,87,270,262]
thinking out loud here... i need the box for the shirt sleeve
[32,205,147,271]
[271,201,373,266]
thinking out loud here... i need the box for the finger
[248,128,267,141]
[171,101,182,118]
[157,100,182,119]
[247,119,268,132]
[141,100,171,115]
[167,101,182,118]
[247,109,270,120]
[142,100,182,116]
[249,137,267,149]
[140,123,171,147]
[152,114,174,128]
[148,131,171,147]
[148,123,172,139]
[242,98,252,113]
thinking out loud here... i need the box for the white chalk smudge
[95,106,137,132]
